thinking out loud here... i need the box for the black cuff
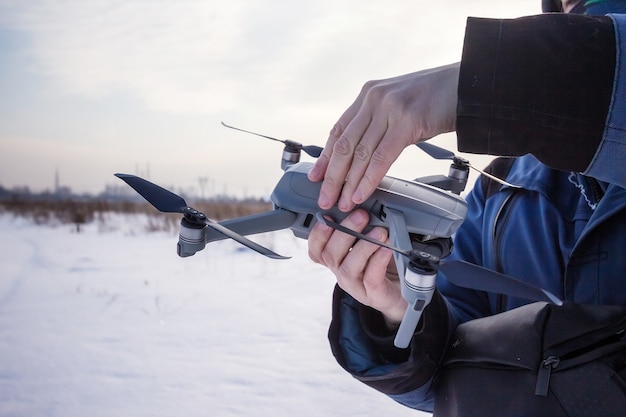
[457,14,614,172]
[359,304,411,364]
[328,285,451,395]
[353,290,450,366]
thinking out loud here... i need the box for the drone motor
[221,122,323,170]
[177,217,207,257]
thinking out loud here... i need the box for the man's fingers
[339,115,388,210]
[353,127,407,204]
[308,122,342,183]
[307,217,334,265]
[336,226,389,295]
[316,113,371,210]
[361,240,395,303]
[308,93,365,183]
[308,209,370,273]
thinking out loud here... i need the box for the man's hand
[308,209,407,326]
[308,63,460,212]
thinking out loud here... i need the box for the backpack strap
[479,157,517,312]
[480,157,516,199]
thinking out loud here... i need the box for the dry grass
[0,197,273,233]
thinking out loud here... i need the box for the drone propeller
[438,259,563,305]
[317,214,562,305]
[114,173,290,260]
[314,213,410,255]
[221,122,323,158]
[417,142,460,162]
[416,142,522,189]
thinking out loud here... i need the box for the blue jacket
[440,156,626,320]
[330,156,626,412]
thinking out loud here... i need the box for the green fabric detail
[585,0,626,5]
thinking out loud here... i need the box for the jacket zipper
[586,176,605,206]
[492,191,519,313]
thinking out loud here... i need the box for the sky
[0,1,539,198]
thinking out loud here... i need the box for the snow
[0,213,426,417]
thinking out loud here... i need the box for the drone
[116,123,561,348]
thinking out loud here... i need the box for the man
[307,0,626,412]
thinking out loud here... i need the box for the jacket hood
[543,0,626,13]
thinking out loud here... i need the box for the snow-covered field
[0,213,426,417]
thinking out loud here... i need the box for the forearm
[456,13,616,172]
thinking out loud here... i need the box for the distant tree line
[0,183,273,232]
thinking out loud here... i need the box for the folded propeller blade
[115,173,188,213]
[416,142,457,161]
[439,260,563,305]
[221,122,323,158]
[203,218,290,260]
[115,173,289,260]
[416,142,522,189]
[301,145,323,158]
[317,214,561,305]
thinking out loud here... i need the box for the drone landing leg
[384,207,439,349]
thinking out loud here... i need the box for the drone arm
[203,208,298,243]
[177,208,298,258]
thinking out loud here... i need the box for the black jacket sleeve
[456,13,616,172]
[328,285,450,396]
